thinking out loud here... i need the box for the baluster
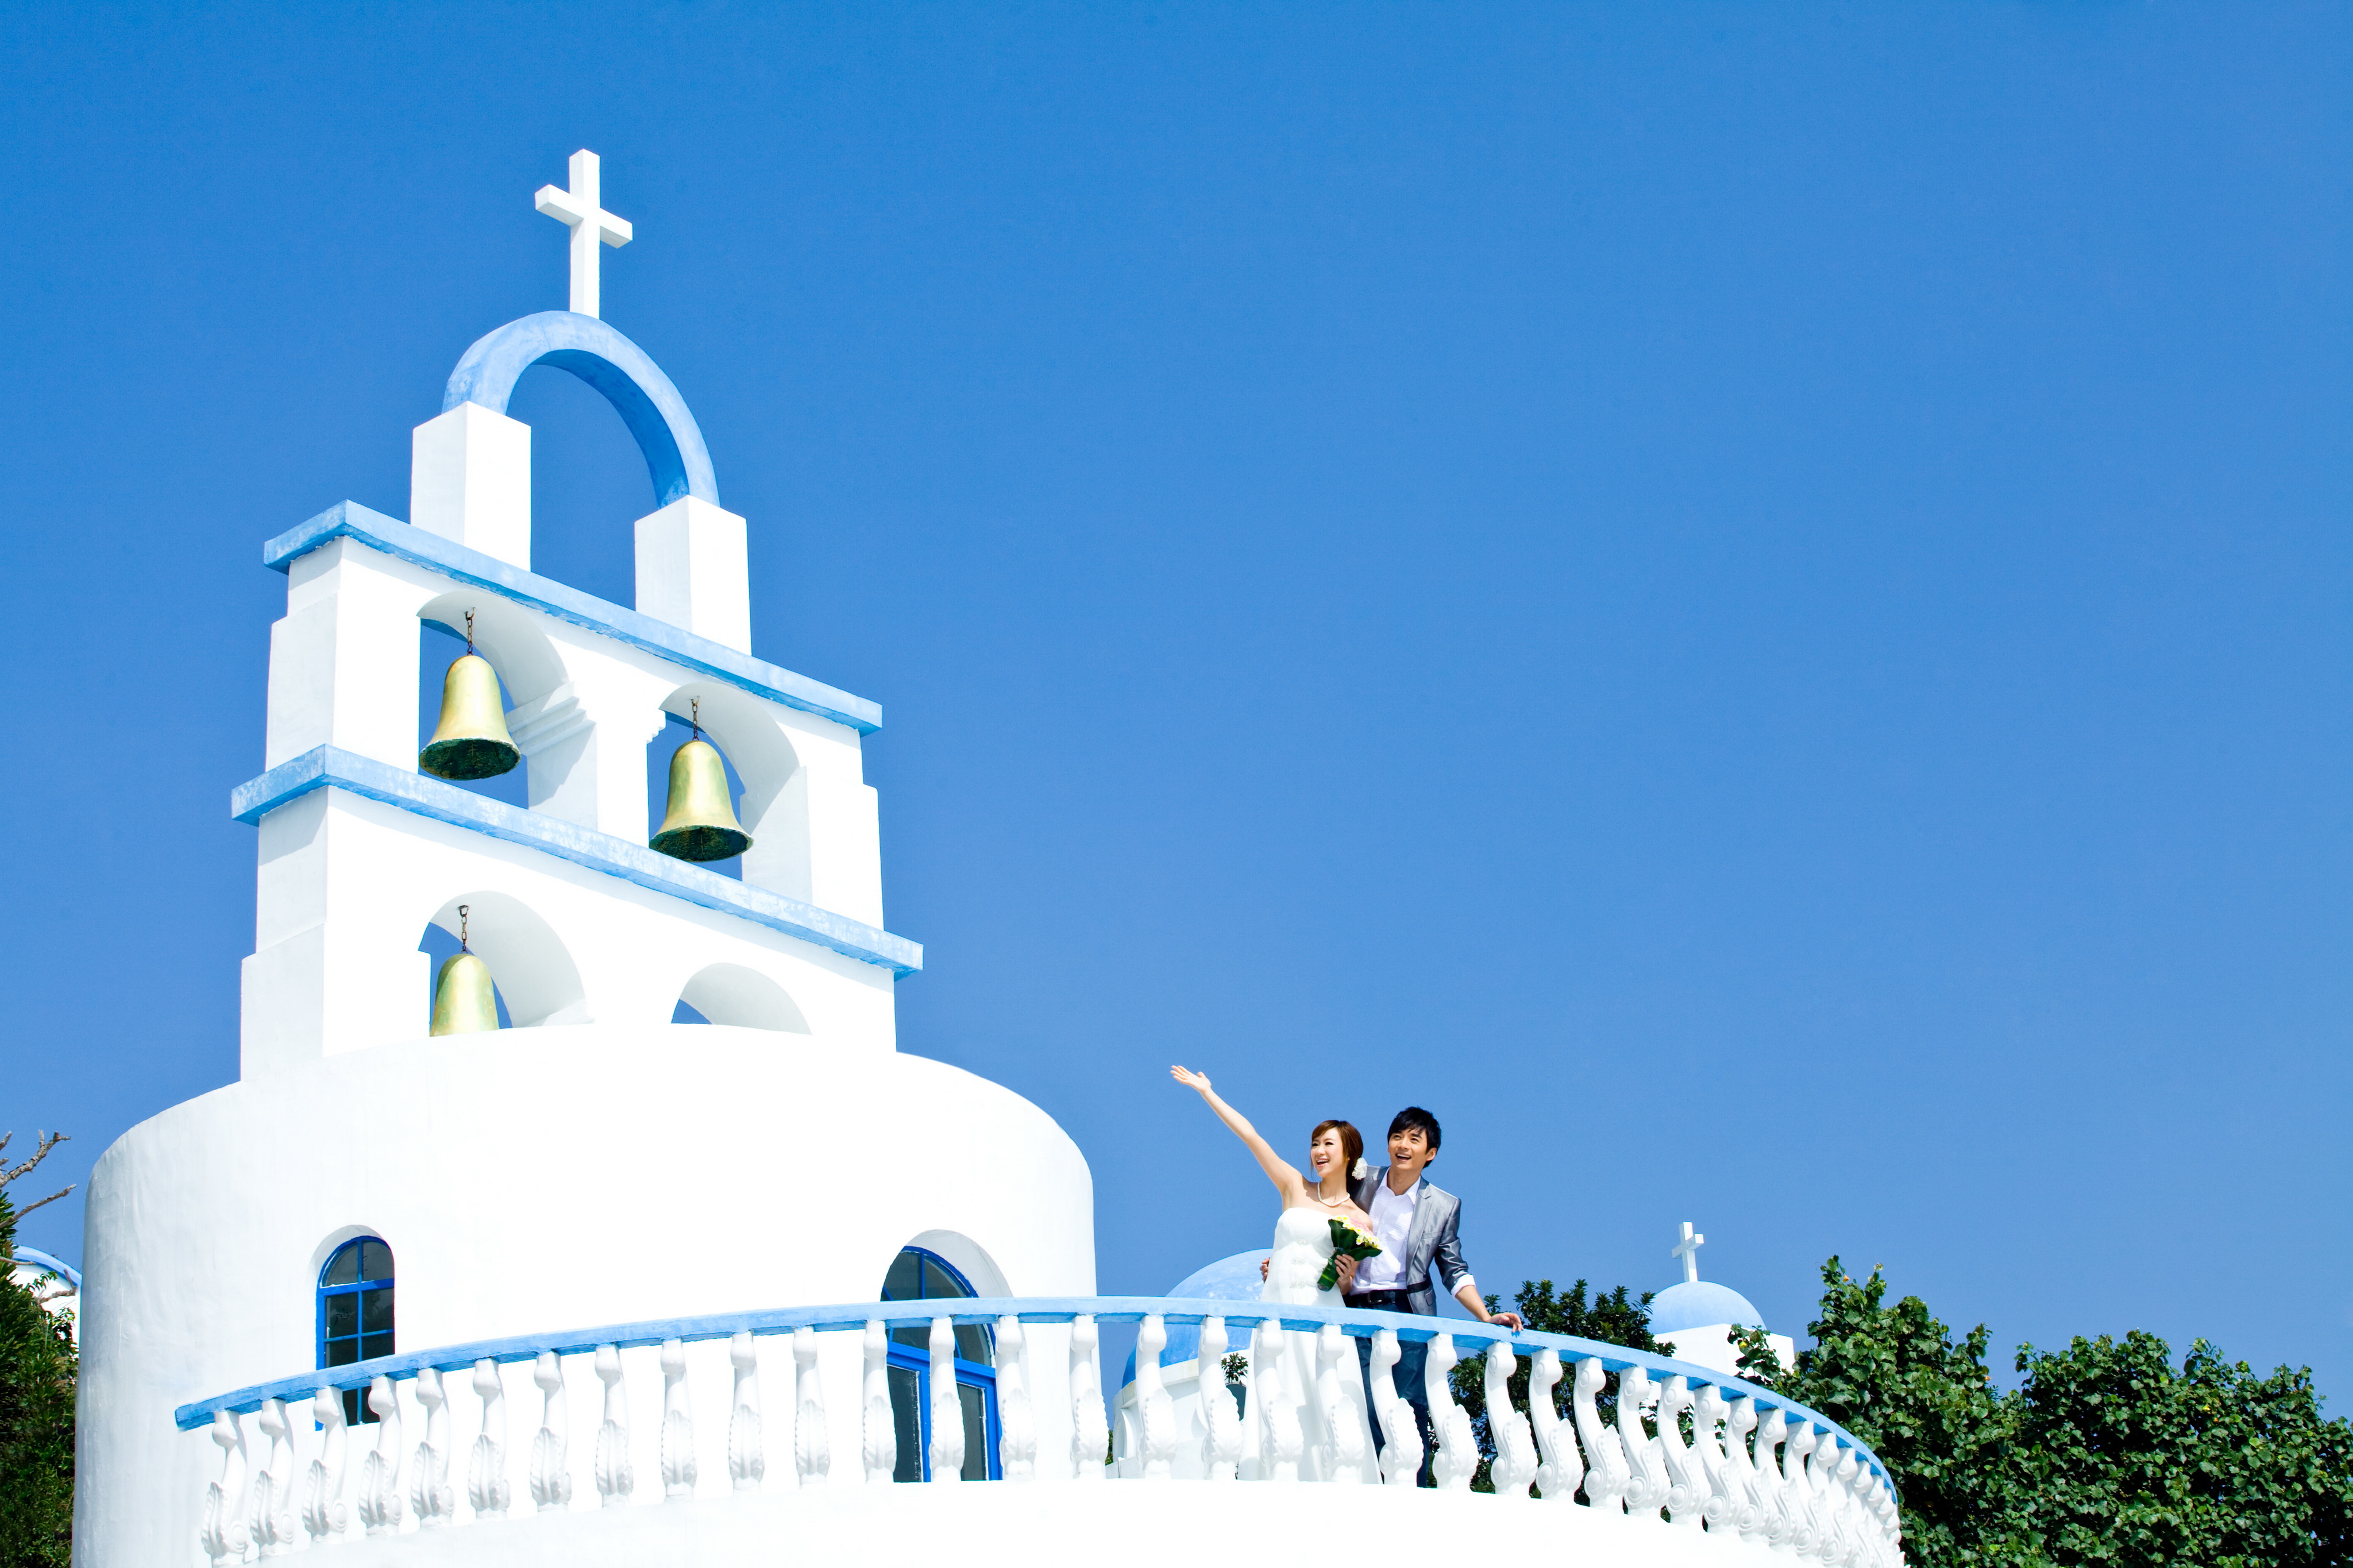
[410,1367,455,1526]
[1423,1333,1477,1490]
[1657,1375,1706,1525]
[1871,1469,1903,1567]
[794,1326,832,1487]
[1314,1324,1370,1484]
[994,1315,1037,1481]
[251,1397,298,1552]
[1481,1341,1539,1497]
[529,1352,573,1511]
[861,1320,897,1484]
[1194,1316,1239,1481]
[1367,1330,1422,1487]
[1069,1316,1108,1481]
[1615,1366,1668,1516]
[356,1377,404,1537]
[1781,1419,1821,1555]
[593,1345,634,1507]
[658,1339,697,1498]
[1689,1384,1738,1533]
[727,1331,765,1492]
[468,1359,510,1519]
[926,1317,965,1481]
[199,1408,251,1563]
[1725,1397,1768,1544]
[302,1387,349,1543]
[1252,1320,1301,1482]
[1751,1408,1789,1545]
[1571,1357,1626,1512]
[1131,1314,1175,1480]
[1527,1348,1580,1501]
[1820,1442,1861,1565]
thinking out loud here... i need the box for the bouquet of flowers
[1317,1215,1384,1292]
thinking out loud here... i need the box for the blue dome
[1649,1280,1765,1335]
[1119,1250,1270,1389]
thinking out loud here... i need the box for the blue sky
[5,5,2347,1402]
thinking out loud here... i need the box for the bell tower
[233,149,920,1076]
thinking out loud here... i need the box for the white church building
[70,152,1906,1568]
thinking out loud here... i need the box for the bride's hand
[1170,1065,1212,1094]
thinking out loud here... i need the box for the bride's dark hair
[1310,1119,1363,1180]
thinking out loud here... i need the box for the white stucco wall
[72,1024,1095,1568]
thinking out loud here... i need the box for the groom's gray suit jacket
[1348,1168,1471,1318]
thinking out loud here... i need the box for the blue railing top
[171,1295,1887,1487]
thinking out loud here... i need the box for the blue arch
[443,311,720,509]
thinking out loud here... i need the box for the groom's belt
[1342,1285,1427,1312]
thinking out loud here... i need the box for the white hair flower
[1351,1156,1370,1180]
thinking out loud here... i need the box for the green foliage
[1764,1257,2353,1568]
[1450,1278,1664,1496]
[0,1135,77,1568]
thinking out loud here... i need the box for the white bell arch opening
[676,963,809,1033]
[426,891,592,1027]
[657,681,809,901]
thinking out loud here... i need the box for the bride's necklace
[1309,1185,1348,1206]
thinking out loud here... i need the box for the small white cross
[1671,1221,1706,1285]
[534,149,633,319]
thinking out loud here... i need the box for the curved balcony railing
[178,1296,1903,1567]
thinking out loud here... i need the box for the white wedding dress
[1252,1206,1378,1482]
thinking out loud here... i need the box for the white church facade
[68,153,1907,1568]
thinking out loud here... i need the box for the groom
[1341,1106,1523,1480]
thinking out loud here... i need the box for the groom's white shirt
[1355,1177,1420,1292]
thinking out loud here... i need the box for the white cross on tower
[1672,1221,1706,1285]
[534,149,633,320]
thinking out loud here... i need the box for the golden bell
[429,951,500,1036]
[419,654,520,780]
[652,737,753,862]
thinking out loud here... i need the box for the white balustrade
[468,1359,511,1519]
[1194,1316,1239,1481]
[1656,1375,1703,1525]
[728,1331,766,1492]
[659,1338,698,1498]
[1572,1356,1627,1512]
[1527,1348,1580,1501]
[793,1326,831,1487]
[530,1351,572,1511]
[1133,1315,1175,1480]
[200,1409,249,1563]
[356,1377,404,1537]
[926,1317,964,1482]
[861,1319,896,1484]
[301,1387,348,1543]
[1069,1316,1108,1481]
[175,1301,1908,1565]
[1252,1320,1301,1482]
[593,1345,633,1507]
[1483,1340,1539,1499]
[996,1316,1037,1481]
[1425,1334,1478,1490]
[410,1367,456,1527]
[252,1397,299,1553]
[1368,1330,1423,1488]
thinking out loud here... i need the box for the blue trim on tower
[230,747,922,976]
[263,503,881,734]
[444,312,719,508]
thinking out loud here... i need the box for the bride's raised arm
[1170,1065,1303,1200]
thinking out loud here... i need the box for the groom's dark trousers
[1346,1167,1478,1487]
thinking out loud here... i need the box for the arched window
[879,1247,997,1481]
[318,1238,394,1424]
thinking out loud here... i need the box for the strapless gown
[1251,1206,1377,1482]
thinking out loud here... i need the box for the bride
[1170,1065,1380,1481]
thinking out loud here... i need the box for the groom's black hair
[1388,1106,1441,1153]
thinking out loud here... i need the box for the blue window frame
[878,1247,998,1481]
[317,1238,394,1425]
